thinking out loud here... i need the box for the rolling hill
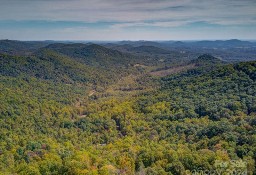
[0,40,255,174]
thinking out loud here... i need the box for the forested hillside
[0,41,255,174]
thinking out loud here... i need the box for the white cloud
[0,0,255,40]
[0,0,255,26]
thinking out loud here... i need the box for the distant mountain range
[1,39,256,65]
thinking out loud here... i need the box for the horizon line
[1,39,256,42]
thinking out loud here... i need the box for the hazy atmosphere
[1,0,256,40]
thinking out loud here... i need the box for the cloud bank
[0,0,255,40]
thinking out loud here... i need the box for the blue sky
[0,0,255,40]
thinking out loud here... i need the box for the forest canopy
[0,41,255,175]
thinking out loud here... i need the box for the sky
[0,0,256,41]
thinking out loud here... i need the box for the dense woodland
[0,40,255,174]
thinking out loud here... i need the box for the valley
[0,40,255,175]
